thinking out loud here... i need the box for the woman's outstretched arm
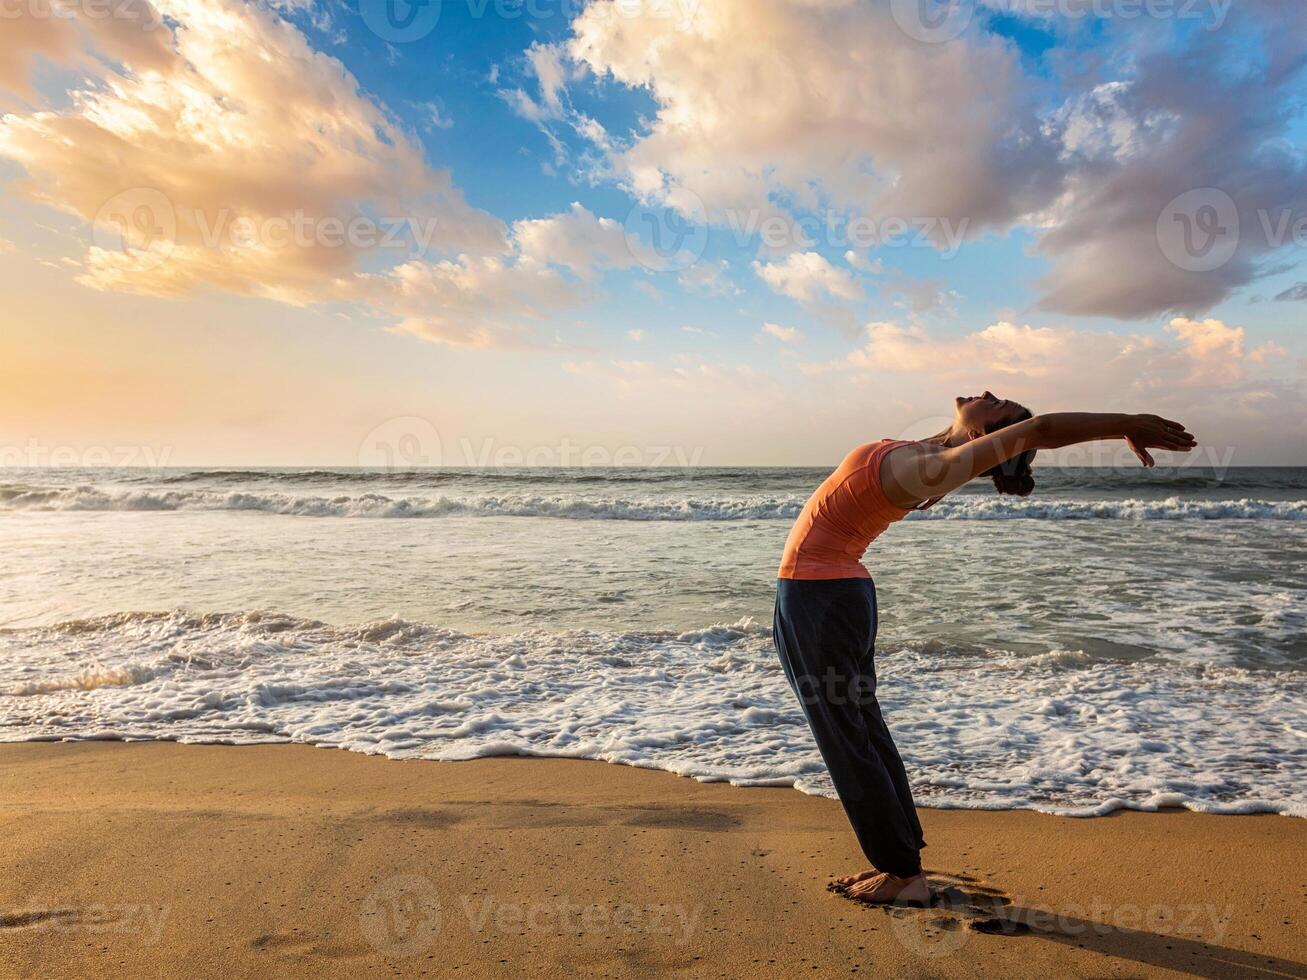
[882,413,1197,507]
[1025,413,1195,466]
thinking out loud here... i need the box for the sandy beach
[1,743,1302,979]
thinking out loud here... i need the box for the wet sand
[1,742,1303,978]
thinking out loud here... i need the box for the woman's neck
[923,425,969,449]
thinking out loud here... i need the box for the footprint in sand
[828,869,1030,956]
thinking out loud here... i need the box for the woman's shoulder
[855,438,941,462]
[832,440,943,485]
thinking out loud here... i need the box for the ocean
[1,465,1304,817]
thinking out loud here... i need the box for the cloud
[1274,282,1307,303]
[754,252,861,304]
[632,280,662,301]
[563,356,767,391]
[511,202,637,279]
[844,250,885,274]
[1030,6,1307,318]
[879,274,958,318]
[358,255,590,350]
[0,0,506,307]
[0,0,174,100]
[0,0,650,350]
[353,200,653,349]
[678,259,737,296]
[846,321,1079,377]
[562,0,1307,319]
[1160,317,1288,386]
[420,101,454,130]
[500,42,571,127]
[758,322,803,345]
[567,0,1059,230]
[835,318,1304,426]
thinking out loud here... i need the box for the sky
[1,0,1305,466]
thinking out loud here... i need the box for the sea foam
[2,611,1302,818]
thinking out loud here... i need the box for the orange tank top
[778,440,914,580]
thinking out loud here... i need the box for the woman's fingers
[1150,421,1196,451]
[1127,438,1155,467]
[1130,416,1197,458]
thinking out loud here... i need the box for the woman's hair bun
[991,469,1035,497]
[981,407,1037,497]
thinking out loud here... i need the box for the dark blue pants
[773,578,925,878]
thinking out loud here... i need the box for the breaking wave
[2,486,1305,521]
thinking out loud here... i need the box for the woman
[773,393,1196,905]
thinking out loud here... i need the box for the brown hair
[982,409,1036,497]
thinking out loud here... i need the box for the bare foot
[845,872,931,905]
[833,869,880,890]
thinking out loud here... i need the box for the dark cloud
[1034,2,1307,319]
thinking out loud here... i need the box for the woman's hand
[1123,414,1197,467]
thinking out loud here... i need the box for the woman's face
[954,391,1028,435]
